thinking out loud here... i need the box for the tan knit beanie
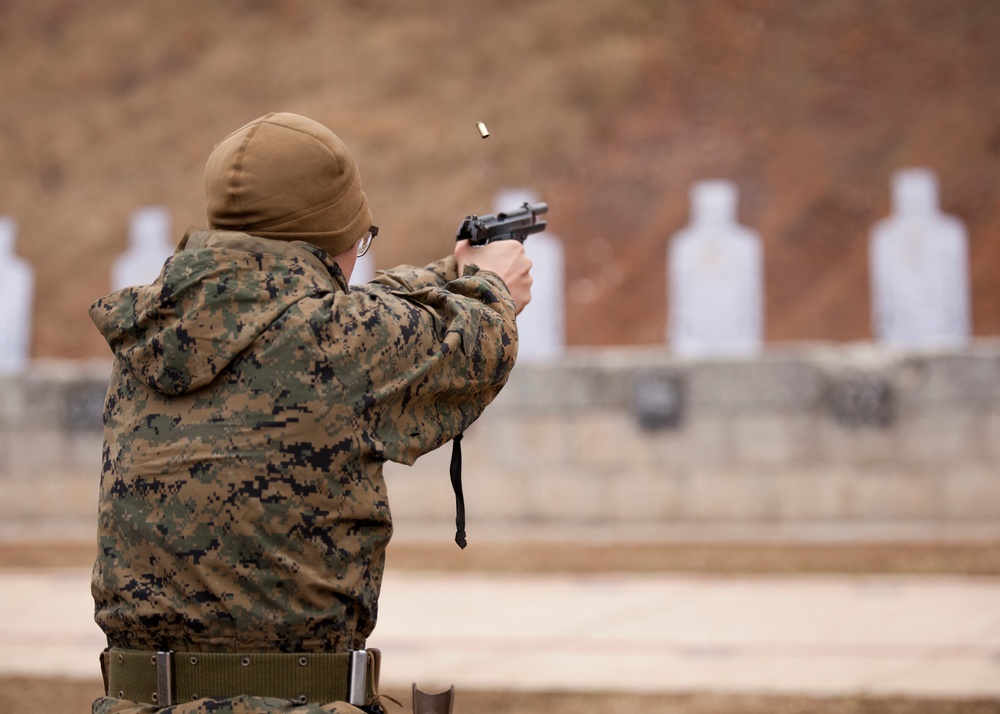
[204,112,372,256]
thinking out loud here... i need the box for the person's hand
[455,239,533,315]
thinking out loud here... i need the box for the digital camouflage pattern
[89,229,518,713]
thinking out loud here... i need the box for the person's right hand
[455,239,533,315]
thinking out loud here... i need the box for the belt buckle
[348,650,367,706]
[155,651,174,707]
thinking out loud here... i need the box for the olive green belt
[101,647,381,708]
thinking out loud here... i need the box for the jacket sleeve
[317,255,518,465]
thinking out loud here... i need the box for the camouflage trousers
[92,695,374,714]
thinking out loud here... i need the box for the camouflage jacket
[90,229,517,657]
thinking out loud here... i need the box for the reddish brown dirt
[1,1,998,357]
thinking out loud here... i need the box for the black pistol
[455,202,548,247]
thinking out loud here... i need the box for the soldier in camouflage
[89,113,532,713]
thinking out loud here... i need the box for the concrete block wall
[384,343,1000,531]
[0,360,111,538]
[2,345,999,539]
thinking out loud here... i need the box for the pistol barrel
[456,202,549,246]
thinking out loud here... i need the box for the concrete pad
[0,569,106,679]
[1,568,998,699]
[371,572,1000,698]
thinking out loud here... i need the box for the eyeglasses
[357,225,378,257]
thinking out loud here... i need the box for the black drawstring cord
[449,433,467,549]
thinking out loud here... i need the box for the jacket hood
[91,229,346,395]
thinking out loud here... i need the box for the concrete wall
[386,342,1000,536]
[0,360,111,539]
[3,345,1000,540]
